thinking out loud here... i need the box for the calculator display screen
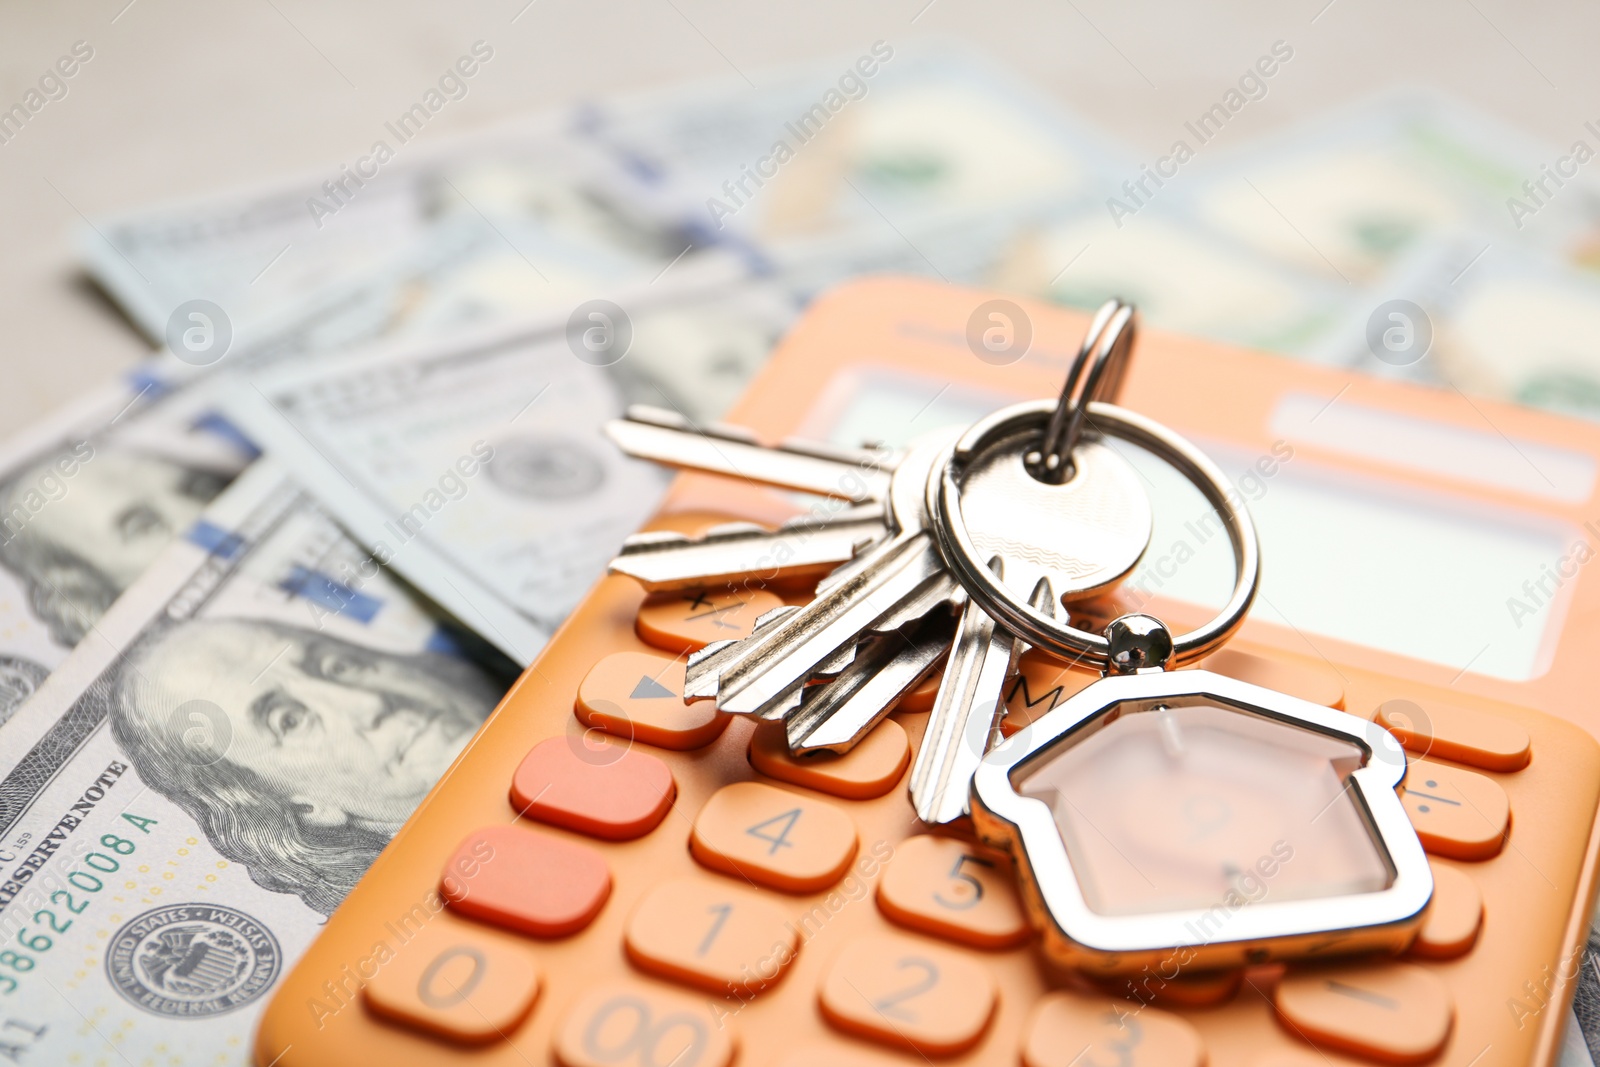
[1019,704,1391,916]
[820,373,1576,683]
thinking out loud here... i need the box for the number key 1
[624,877,800,996]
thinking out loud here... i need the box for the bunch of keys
[606,299,1432,972]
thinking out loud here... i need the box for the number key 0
[555,980,734,1067]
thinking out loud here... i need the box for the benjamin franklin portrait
[107,617,507,914]
[0,450,230,647]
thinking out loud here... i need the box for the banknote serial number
[0,813,157,996]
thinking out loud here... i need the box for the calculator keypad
[874,834,1029,949]
[817,932,998,1056]
[576,650,728,749]
[554,980,735,1067]
[1273,960,1454,1063]
[624,876,799,995]
[690,781,858,893]
[1400,760,1511,861]
[635,587,785,653]
[511,736,676,840]
[1021,992,1204,1067]
[362,913,542,1044]
[747,718,910,799]
[441,825,611,938]
[1408,862,1483,960]
[1376,698,1532,772]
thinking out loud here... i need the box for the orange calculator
[255,278,1600,1067]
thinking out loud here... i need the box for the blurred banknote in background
[1,39,1599,1066]
[0,461,517,1064]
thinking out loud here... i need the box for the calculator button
[818,932,997,1056]
[1401,759,1511,861]
[776,1043,910,1066]
[690,781,858,893]
[442,825,611,937]
[577,650,728,750]
[1274,960,1454,1063]
[511,736,676,840]
[1409,861,1483,959]
[875,834,1029,949]
[624,876,799,995]
[363,912,541,1045]
[554,980,734,1067]
[898,663,945,713]
[1204,648,1344,709]
[748,719,910,799]
[635,587,785,653]
[1000,649,1097,736]
[1090,967,1242,1009]
[1376,698,1531,772]
[1021,991,1204,1067]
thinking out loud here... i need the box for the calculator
[254,278,1600,1067]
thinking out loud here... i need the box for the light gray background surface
[0,0,1592,430]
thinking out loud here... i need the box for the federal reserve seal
[106,904,281,1017]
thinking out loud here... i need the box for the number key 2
[818,932,997,1057]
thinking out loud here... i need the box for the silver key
[908,566,1053,825]
[685,604,798,701]
[607,406,894,502]
[694,433,959,719]
[609,506,886,592]
[953,428,1151,604]
[786,611,955,754]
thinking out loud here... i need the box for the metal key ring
[933,399,1259,668]
[1030,301,1137,485]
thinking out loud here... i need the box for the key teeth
[620,405,761,445]
[1029,577,1057,618]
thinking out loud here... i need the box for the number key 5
[876,835,1030,949]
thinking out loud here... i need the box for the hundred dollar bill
[225,281,798,665]
[0,374,256,726]
[0,459,517,1065]
[81,110,743,352]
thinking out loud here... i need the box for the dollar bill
[0,459,517,1065]
[0,374,258,726]
[224,280,799,665]
[80,112,745,353]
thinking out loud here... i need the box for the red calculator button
[691,781,858,893]
[818,933,997,1057]
[576,650,728,750]
[1000,649,1097,736]
[875,834,1029,949]
[363,912,541,1045]
[1204,648,1344,709]
[624,876,799,996]
[1409,861,1483,959]
[1021,992,1204,1067]
[1376,698,1531,772]
[636,587,785,653]
[555,980,734,1067]
[511,736,675,840]
[1401,759,1511,861]
[748,718,910,799]
[1275,960,1454,1064]
[1090,966,1243,1009]
[442,825,611,937]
